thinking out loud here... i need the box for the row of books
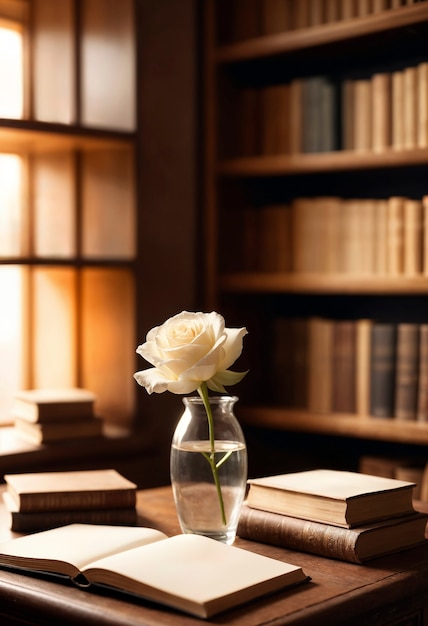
[227,196,428,275]
[272,317,428,420]
[12,388,103,445]
[228,0,421,43]
[237,468,428,563]
[359,455,428,501]
[234,60,428,157]
[2,469,138,532]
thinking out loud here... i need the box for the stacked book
[12,388,103,445]
[237,469,428,564]
[2,469,138,532]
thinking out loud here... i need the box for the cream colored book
[0,524,308,619]
[246,469,416,528]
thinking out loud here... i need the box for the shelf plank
[220,273,428,295]
[215,4,428,64]
[240,407,428,446]
[218,149,428,178]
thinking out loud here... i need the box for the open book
[0,524,308,619]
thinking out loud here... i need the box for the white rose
[134,311,248,395]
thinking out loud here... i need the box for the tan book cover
[238,504,427,563]
[386,196,405,274]
[403,66,418,150]
[0,524,308,619]
[423,196,428,276]
[246,469,416,528]
[4,469,137,512]
[374,199,388,274]
[403,198,423,275]
[353,79,372,152]
[392,70,404,150]
[371,72,391,153]
[417,62,428,148]
[356,319,372,416]
[13,388,96,423]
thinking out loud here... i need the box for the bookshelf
[204,1,428,474]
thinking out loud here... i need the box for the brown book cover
[289,78,303,153]
[307,317,333,413]
[2,492,138,532]
[394,323,420,420]
[261,0,292,35]
[258,204,292,272]
[423,197,428,276]
[4,469,137,512]
[417,324,428,422]
[237,504,427,563]
[14,416,103,445]
[331,320,356,413]
[370,323,397,418]
[341,79,354,151]
[272,317,309,408]
[260,84,290,155]
[246,469,417,528]
[12,388,96,423]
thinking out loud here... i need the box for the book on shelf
[260,0,293,35]
[403,198,423,275]
[371,72,391,153]
[417,324,428,422]
[4,469,137,512]
[391,70,404,151]
[394,323,420,420]
[14,416,103,444]
[2,491,138,532]
[403,65,418,150]
[356,319,372,416]
[369,323,397,418]
[0,523,309,619]
[353,78,372,152]
[12,388,96,423]
[307,317,333,413]
[331,320,356,414]
[245,469,416,528]
[237,504,428,564]
[386,196,405,275]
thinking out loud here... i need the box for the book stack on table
[2,469,138,532]
[12,388,103,445]
[237,469,428,564]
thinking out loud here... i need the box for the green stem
[197,382,227,526]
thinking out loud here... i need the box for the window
[0,0,137,432]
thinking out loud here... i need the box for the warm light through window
[0,154,24,256]
[0,267,26,423]
[0,23,24,118]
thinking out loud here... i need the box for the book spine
[371,72,391,153]
[417,325,428,422]
[237,505,362,563]
[9,507,138,532]
[370,323,397,418]
[403,199,423,275]
[331,320,356,413]
[15,489,137,512]
[394,323,420,420]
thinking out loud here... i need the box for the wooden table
[0,486,427,626]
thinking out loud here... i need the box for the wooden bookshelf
[204,0,428,466]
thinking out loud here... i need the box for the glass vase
[170,395,247,545]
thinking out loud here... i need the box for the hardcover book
[0,523,309,619]
[4,469,137,512]
[13,388,96,423]
[246,469,416,528]
[237,504,428,563]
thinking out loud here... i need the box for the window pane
[33,152,76,257]
[0,266,26,424]
[81,268,135,428]
[0,22,23,118]
[32,0,75,124]
[31,267,77,388]
[80,0,136,131]
[82,149,136,258]
[0,154,26,257]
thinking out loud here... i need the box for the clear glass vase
[170,395,247,545]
